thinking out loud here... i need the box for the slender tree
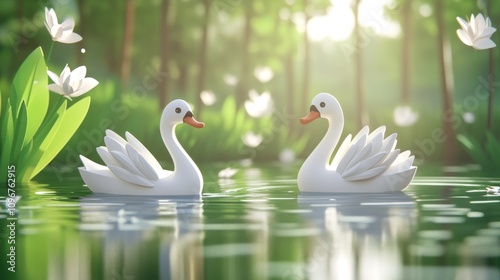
[401,0,411,105]
[301,0,311,109]
[353,0,366,129]
[236,1,253,107]
[486,0,495,131]
[435,0,458,165]
[120,0,135,91]
[195,0,211,116]
[158,0,171,110]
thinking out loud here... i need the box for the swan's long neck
[161,123,199,175]
[306,117,343,168]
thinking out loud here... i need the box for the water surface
[1,164,499,280]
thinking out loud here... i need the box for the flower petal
[474,38,496,50]
[48,83,66,96]
[48,8,58,27]
[456,17,469,32]
[57,32,82,44]
[60,18,75,32]
[457,29,473,46]
[71,66,87,80]
[70,77,99,98]
[47,70,60,85]
[477,27,496,40]
[475,14,486,36]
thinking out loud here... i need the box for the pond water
[1,163,500,280]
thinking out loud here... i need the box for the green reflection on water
[1,164,500,280]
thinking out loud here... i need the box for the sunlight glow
[307,4,355,42]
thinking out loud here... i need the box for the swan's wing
[97,130,164,188]
[125,131,163,173]
[338,126,402,182]
[331,134,352,168]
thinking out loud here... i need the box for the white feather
[108,165,154,187]
[125,131,163,173]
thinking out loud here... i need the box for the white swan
[78,99,204,196]
[298,93,417,193]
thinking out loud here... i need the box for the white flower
[218,167,238,179]
[462,112,475,124]
[254,66,274,83]
[200,90,216,106]
[47,65,98,100]
[486,186,499,195]
[244,90,273,118]
[279,149,296,164]
[44,8,82,44]
[223,74,238,86]
[393,105,418,127]
[456,14,496,50]
[242,132,263,148]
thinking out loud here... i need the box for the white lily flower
[200,90,216,106]
[44,8,82,44]
[254,66,274,83]
[456,14,496,50]
[244,90,273,118]
[462,112,475,124]
[223,74,238,86]
[393,105,418,127]
[218,167,238,179]
[47,65,98,100]
[242,132,263,148]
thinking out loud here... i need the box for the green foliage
[458,131,500,176]
[0,48,91,183]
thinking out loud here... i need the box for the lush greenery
[0,48,90,182]
[1,0,500,180]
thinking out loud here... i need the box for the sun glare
[307,4,355,42]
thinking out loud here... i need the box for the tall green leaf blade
[10,102,28,162]
[0,103,14,183]
[30,97,91,180]
[20,100,67,181]
[10,47,44,115]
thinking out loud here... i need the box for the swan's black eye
[320,102,326,108]
[175,107,181,114]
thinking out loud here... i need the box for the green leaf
[10,102,28,162]
[457,134,488,170]
[0,103,14,183]
[20,99,67,181]
[10,47,49,145]
[30,97,91,180]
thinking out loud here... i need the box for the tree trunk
[120,0,135,91]
[487,0,495,131]
[435,0,457,165]
[158,0,171,111]
[77,0,85,66]
[353,0,366,129]
[236,2,253,107]
[301,0,311,108]
[401,0,411,104]
[195,0,211,116]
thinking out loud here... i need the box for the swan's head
[300,93,343,124]
[162,99,204,128]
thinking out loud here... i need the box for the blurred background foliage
[1,0,500,177]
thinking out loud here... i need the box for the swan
[298,93,417,193]
[78,99,204,196]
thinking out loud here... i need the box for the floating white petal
[393,105,418,127]
[242,132,263,148]
[200,90,216,106]
[254,66,274,83]
[218,167,238,179]
[244,90,273,118]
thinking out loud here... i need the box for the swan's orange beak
[183,112,205,128]
[300,105,320,125]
